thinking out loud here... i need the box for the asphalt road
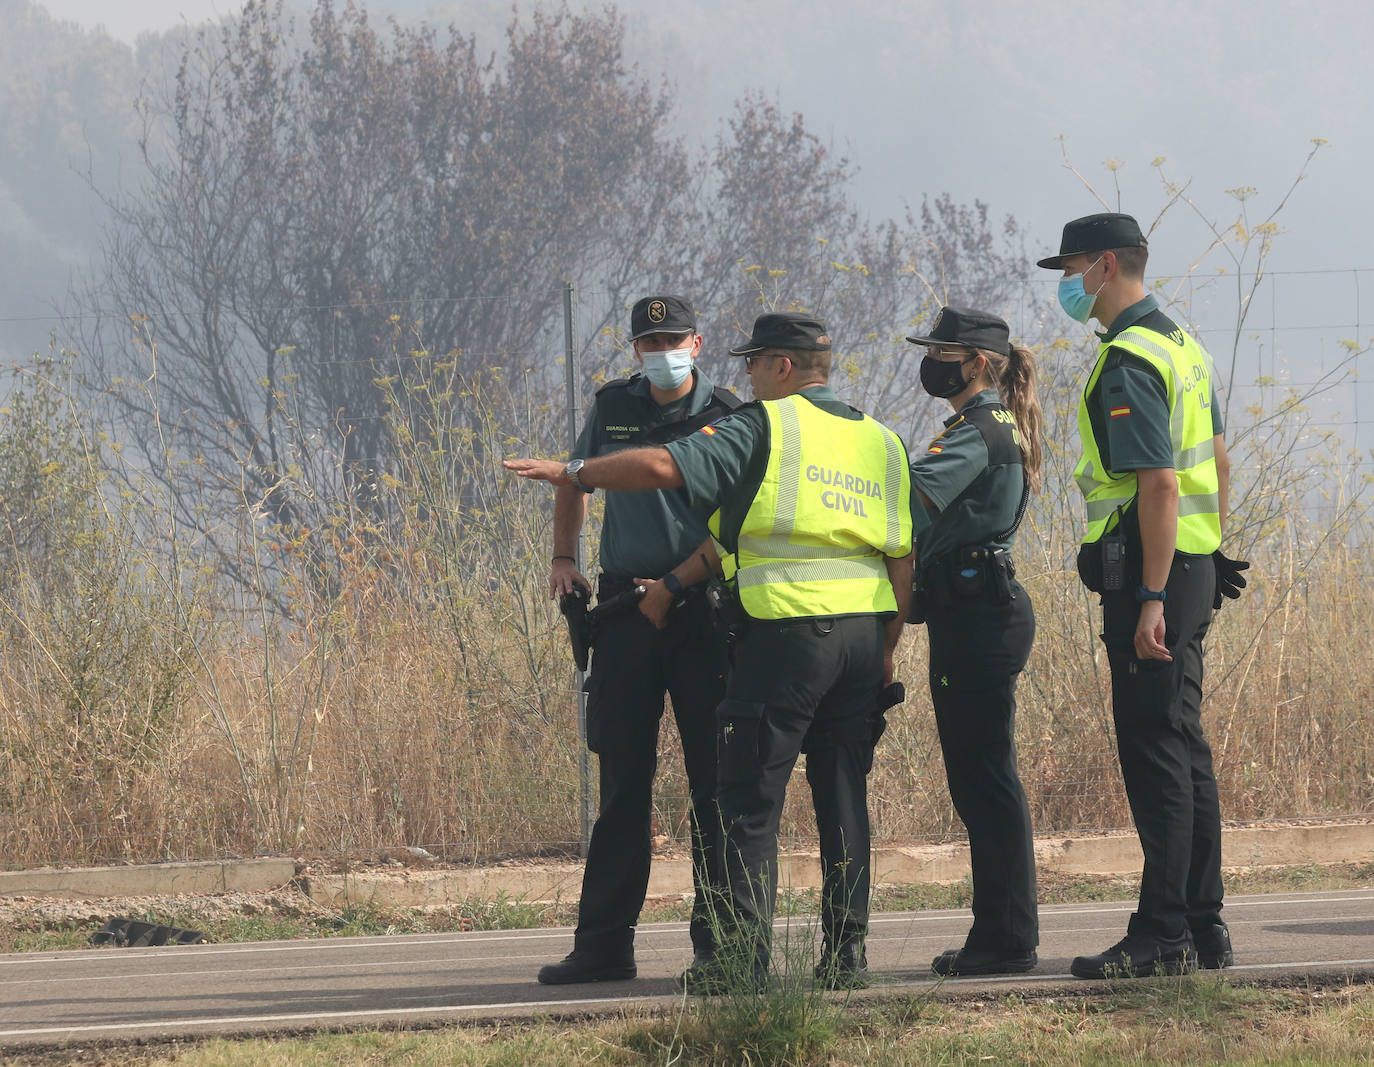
[3,889,1374,1049]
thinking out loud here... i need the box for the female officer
[905,306,1044,976]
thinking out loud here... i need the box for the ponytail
[979,344,1044,493]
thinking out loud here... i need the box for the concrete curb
[303,823,1374,910]
[0,859,297,900]
[0,823,1367,908]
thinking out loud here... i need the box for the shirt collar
[946,388,999,427]
[796,383,839,404]
[629,368,716,414]
[1097,293,1160,343]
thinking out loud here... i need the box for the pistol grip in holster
[870,680,906,753]
[559,587,594,672]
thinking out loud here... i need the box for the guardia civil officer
[904,307,1044,976]
[536,295,741,985]
[507,313,914,992]
[1040,214,1249,979]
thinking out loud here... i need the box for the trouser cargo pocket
[716,699,767,785]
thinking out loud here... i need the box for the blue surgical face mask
[640,343,694,389]
[1057,256,1106,323]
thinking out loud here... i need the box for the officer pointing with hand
[508,312,914,992]
[1041,213,1249,979]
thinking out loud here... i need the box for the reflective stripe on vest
[1074,324,1222,552]
[734,395,912,619]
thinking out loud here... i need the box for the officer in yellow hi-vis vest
[506,313,915,993]
[1040,213,1250,981]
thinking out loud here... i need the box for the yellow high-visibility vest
[716,395,912,619]
[1074,324,1221,552]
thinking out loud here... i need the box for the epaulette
[594,373,643,396]
[711,385,744,411]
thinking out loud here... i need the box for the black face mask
[919,354,972,399]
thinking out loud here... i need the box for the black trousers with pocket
[714,613,884,969]
[1098,551,1223,940]
[925,579,1039,953]
[574,588,728,955]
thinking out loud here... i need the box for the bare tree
[86,1,1040,601]
[88,0,690,592]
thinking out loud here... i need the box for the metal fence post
[563,281,594,858]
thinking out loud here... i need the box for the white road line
[0,994,676,1039]
[2,906,1363,972]
[0,952,559,988]
[0,930,580,966]
[5,958,1374,1040]
[4,894,1370,970]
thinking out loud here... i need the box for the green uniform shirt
[573,370,728,578]
[1087,295,1225,474]
[910,389,1025,569]
[664,384,864,554]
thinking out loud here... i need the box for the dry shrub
[1,332,1371,869]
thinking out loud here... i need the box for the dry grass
[0,337,1371,870]
[8,978,1372,1065]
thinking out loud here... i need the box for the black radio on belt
[1101,529,1127,591]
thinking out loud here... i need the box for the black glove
[1212,550,1250,610]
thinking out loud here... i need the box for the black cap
[905,306,1011,356]
[630,295,696,340]
[1037,212,1147,270]
[728,312,832,356]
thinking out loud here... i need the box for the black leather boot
[814,939,869,990]
[1191,920,1234,969]
[536,946,636,985]
[1071,930,1196,979]
[931,945,1037,977]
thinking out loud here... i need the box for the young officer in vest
[1040,213,1249,979]
[507,312,915,992]
[537,294,741,985]
[904,307,1044,977]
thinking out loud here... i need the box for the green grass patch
[26,977,1374,1066]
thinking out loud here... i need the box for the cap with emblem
[1037,212,1147,270]
[728,312,832,355]
[905,306,1011,356]
[630,295,696,340]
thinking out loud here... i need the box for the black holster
[915,547,1016,614]
[705,575,748,639]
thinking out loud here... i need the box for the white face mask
[640,344,694,389]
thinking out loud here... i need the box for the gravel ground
[0,887,324,936]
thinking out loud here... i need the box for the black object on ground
[89,917,205,947]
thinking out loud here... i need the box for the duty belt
[914,546,1017,612]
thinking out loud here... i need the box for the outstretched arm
[503,446,684,490]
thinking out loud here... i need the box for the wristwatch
[1134,584,1167,603]
[564,458,593,493]
[662,572,684,598]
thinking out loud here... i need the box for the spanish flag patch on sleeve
[700,425,716,435]
[928,444,944,454]
[1110,406,1131,419]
